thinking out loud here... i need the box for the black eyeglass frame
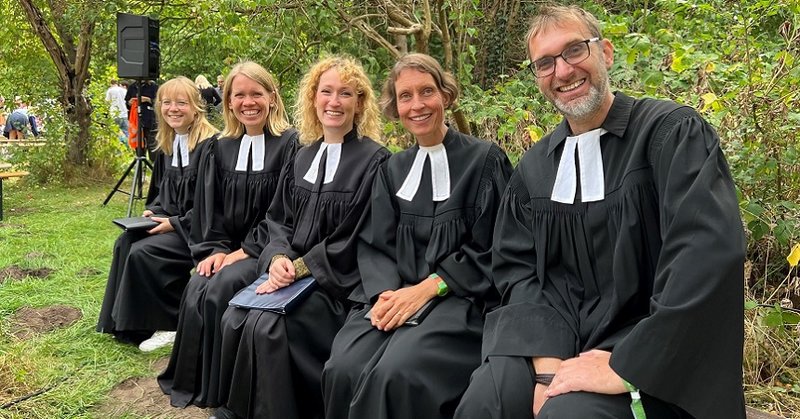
[528,37,601,78]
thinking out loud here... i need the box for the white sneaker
[138,330,176,352]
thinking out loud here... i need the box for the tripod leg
[103,158,137,206]
[126,158,143,217]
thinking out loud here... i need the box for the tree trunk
[63,84,92,165]
[17,0,95,166]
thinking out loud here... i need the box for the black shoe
[209,406,238,419]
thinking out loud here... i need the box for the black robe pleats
[158,128,298,408]
[322,128,512,419]
[218,131,390,419]
[97,136,213,337]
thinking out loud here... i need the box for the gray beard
[552,66,610,119]
[553,82,606,119]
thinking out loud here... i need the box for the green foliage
[7,100,69,184]
[1,0,800,411]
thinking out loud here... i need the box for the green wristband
[429,273,449,296]
[622,379,647,419]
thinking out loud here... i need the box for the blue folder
[228,274,317,314]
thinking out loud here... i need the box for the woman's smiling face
[228,74,274,135]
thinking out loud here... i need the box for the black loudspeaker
[117,13,160,79]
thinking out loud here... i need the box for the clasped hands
[368,278,438,332]
[533,350,628,416]
[196,248,250,277]
[256,256,296,294]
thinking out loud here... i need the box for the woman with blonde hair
[195,74,222,115]
[159,62,299,410]
[211,55,390,419]
[98,76,218,350]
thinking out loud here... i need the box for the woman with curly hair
[212,55,390,419]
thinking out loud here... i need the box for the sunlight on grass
[0,182,169,418]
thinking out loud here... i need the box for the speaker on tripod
[103,13,160,216]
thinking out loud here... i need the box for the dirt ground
[3,304,204,417]
[8,305,81,340]
[0,264,53,284]
[92,357,210,419]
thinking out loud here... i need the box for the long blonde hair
[154,76,218,155]
[294,55,382,144]
[221,61,290,138]
[195,74,214,89]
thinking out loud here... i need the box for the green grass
[0,181,171,419]
[1,179,799,418]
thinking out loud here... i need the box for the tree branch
[18,0,71,86]
[417,0,432,53]
[328,2,401,58]
[437,0,454,72]
[387,24,422,35]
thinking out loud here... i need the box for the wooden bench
[0,171,29,220]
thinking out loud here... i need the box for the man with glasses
[455,5,745,419]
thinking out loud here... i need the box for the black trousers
[455,356,693,419]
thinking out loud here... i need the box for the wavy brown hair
[379,53,459,121]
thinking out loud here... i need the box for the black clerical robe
[219,131,390,419]
[97,135,214,336]
[322,128,512,419]
[158,128,299,409]
[480,93,745,419]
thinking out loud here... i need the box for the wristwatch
[429,273,449,297]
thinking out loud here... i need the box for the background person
[455,5,745,419]
[126,79,159,160]
[106,79,129,144]
[195,74,222,115]
[4,96,39,139]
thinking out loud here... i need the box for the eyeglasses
[528,37,601,78]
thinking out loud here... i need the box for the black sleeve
[356,163,403,302]
[255,156,298,273]
[305,147,392,300]
[436,144,512,303]
[28,115,39,136]
[188,139,231,260]
[174,137,215,230]
[610,109,745,418]
[212,89,222,106]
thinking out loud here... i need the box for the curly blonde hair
[294,55,382,145]
[221,61,290,138]
[154,76,218,155]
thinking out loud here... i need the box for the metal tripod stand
[103,80,154,217]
